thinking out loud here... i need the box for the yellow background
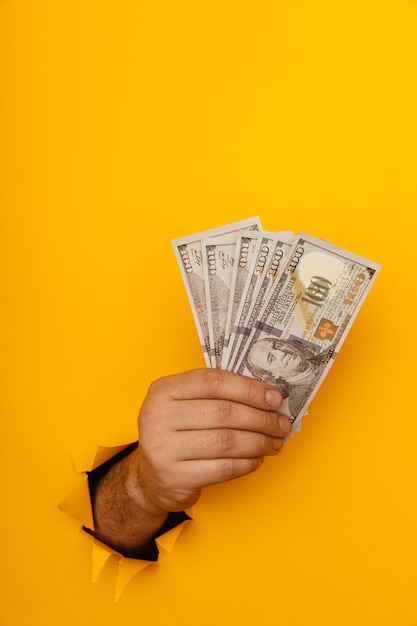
[1,0,416,624]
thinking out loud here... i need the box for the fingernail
[265,389,282,408]
[278,415,292,435]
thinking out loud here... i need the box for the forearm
[87,370,290,557]
[91,446,168,557]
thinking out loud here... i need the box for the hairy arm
[90,369,292,556]
[90,446,169,557]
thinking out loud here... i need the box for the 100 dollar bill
[202,231,261,368]
[172,217,261,365]
[224,231,295,371]
[221,231,262,367]
[234,233,381,432]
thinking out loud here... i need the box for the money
[173,221,381,436]
[202,231,261,368]
[172,218,261,366]
[224,231,295,371]
[221,231,261,368]
[234,233,381,431]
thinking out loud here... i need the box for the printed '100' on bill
[235,233,381,433]
[172,217,261,366]
[202,231,261,369]
[224,232,295,371]
[220,231,262,368]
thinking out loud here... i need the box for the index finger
[157,368,283,411]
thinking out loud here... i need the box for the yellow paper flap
[92,443,135,471]
[58,474,94,529]
[115,557,154,602]
[91,538,117,582]
[155,518,192,553]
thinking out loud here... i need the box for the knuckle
[260,434,270,454]
[147,375,168,396]
[201,369,225,398]
[213,399,233,424]
[243,379,261,407]
[216,429,235,453]
[140,434,162,463]
[257,410,282,437]
[201,428,235,450]
[220,457,236,479]
[259,410,274,433]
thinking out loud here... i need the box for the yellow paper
[155,516,193,554]
[115,558,154,602]
[59,444,191,598]
[2,0,417,623]
[91,539,116,583]
[58,474,94,530]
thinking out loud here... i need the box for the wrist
[125,447,169,519]
[90,445,168,554]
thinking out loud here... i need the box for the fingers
[172,428,284,460]
[138,368,292,505]
[177,457,264,489]
[152,369,283,411]
[170,398,291,438]
[143,368,292,440]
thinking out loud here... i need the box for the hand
[135,368,292,514]
[91,368,292,554]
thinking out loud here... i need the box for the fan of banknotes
[172,217,381,435]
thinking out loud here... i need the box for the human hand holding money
[173,218,381,436]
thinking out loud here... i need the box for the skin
[92,368,292,556]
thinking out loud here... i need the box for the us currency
[220,231,262,369]
[234,233,381,433]
[202,233,240,368]
[172,217,261,366]
[224,232,295,371]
